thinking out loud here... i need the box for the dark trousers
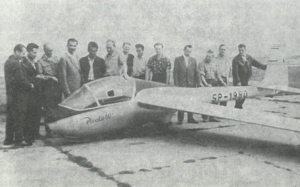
[42,80,62,123]
[234,80,248,109]
[24,92,41,142]
[152,74,166,84]
[14,95,28,144]
[14,110,26,144]
[202,79,219,120]
[219,76,228,106]
[133,74,145,80]
[178,111,194,122]
[24,104,40,142]
[4,98,15,143]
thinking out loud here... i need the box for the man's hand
[50,76,58,82]
[36,74,45,79]
[65,92,71,98]
[237,82,241,86]
[123,74,130,80]
[206,84,212,87]
[31,83,34,88]
[198,83,205,87]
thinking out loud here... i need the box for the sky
[0,0,300,75]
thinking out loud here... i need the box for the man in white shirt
[132,44,148,80]
[215,44,231,106]
[104,39,128,78]
[80,42,106,84]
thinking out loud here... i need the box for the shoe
[45,132,54,138]
[13,142,24,149]
[2,140,14,148]
[21,141,33,146]
[3,140,14,146]
[35,133,43,140]
[188,119,198,124]
[177,121,183,125]
[209,117,221,122]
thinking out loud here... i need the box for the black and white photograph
[1,0,300,186]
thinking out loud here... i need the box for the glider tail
[258,44,300,94]
[261,44,287,86]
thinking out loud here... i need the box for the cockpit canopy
[60,76,135,111]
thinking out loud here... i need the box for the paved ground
[1,98,300,187]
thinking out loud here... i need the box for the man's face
[184,47,192,57]
[239,47,246,56]
[16,47,27,59]
[88,47,98,58]
[123,44,130,54]
[136,47,144,57]
[28,48,38,60]
[154,45,163,55]
[106,42,115,55]
[67,41,77,54]
[44,46,53,58]
[219,46,226,56]
[205,53,213,62]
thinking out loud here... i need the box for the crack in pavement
[51,145,132,187]
[263,161,300,176]
[239,151,300,176]
[111,166,171,176]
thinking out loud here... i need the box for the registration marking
[212,90,248,102]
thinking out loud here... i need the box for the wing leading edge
[136,88,300,132]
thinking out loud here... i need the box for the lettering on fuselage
[212,90,248,102]
[81,112,113,125]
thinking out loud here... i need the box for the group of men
[3,38,267,148]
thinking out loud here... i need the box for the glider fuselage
[49,77,275,138]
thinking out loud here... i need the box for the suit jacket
[58,53,82,97]
[4,55,32,107]
[79,55,106,84]
[19,57,42,110]
[126,54,134,76]
[232,54,267,86]
[173,55,198,87]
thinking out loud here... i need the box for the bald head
[106,40,116,55]
[44,43,53,57]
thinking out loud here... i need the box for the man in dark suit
[3,44,30,147]
[232,44,267,109]
[122,42,134,76]
[80,41,106,84]
[58,38,82,98]
[22,43,42,144]
[173,45,198,124]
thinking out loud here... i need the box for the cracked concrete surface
[1,98,300,187]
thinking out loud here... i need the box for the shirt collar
[42,54,52,61]
[204,58,212,64]
[67,51,75,57]
[12,54,21,62]
[88,56,95,61]
[239,54,247,58]
[26,56,36,63]
[107,50,117,57]
[217,54,226,59]
[155,54,164,60]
